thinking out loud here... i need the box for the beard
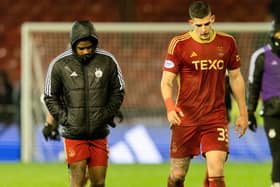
[76,53,95,64]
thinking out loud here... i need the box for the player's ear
[188,19,194,27]
[210,15,215,23]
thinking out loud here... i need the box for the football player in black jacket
[43,20,125,187]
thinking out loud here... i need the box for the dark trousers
[264,116,280,183]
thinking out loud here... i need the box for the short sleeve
[227,38,241,70]
[162,39,181,73]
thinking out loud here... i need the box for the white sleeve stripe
[96,48,125,90]
[44,49,73,96]
[248,46,267,83]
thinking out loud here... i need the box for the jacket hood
[70,20,98,50]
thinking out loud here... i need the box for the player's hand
[167,107,184,127]
[248,111,257,132]
[42,123,60,141]
[234,115,248,138]
[115,110,124,122]
[108,110,124,128]
[164,98,184,127]
[108,120,117,128]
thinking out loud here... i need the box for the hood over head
[70,20,98,51]
[270,20,280,56]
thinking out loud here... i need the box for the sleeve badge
[164,60,175,69]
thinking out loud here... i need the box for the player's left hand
[108,110,124,128]
[248,111,257,132]
[234,115,248,138]
[167,107,184,127]
[42,123,60,141]
[115,110,124,122]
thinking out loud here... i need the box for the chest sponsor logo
[192,59,224,70]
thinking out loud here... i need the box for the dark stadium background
[0,0,272,85]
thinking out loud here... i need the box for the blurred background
[0,0,277,163]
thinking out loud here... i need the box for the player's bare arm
[229,68,248,137]
[161,71,184,126]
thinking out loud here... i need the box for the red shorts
[64,138,109,167]
[170,124,229,158]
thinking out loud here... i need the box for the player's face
[76,40,94,56]
[273,31,280,57]
[274,31,280,40]
[76,40,95,63]
[189,14,215,41]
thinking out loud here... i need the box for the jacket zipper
[82,64,90,136]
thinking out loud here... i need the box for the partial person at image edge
[247,20,280,187]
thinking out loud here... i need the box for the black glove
[42,123,60,141]
[248,111,257,132]
[108,110,124,128]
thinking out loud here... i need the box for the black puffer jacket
[44,20,125,139]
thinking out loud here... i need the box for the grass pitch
[0,162,271,187]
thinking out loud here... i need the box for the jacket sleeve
[104,60,125,118]
[44,63,67,125]
[247,52,264,112]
